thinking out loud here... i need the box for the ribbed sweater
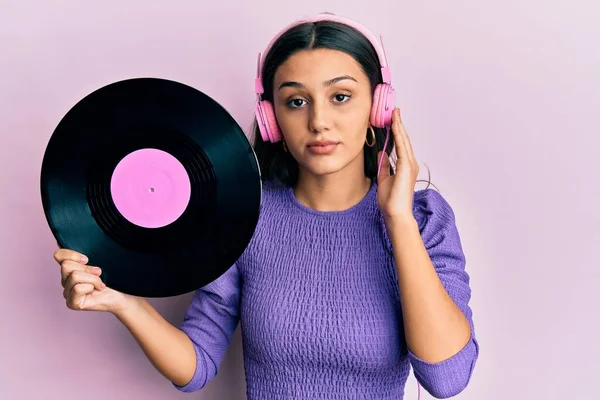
[174,181,478,399]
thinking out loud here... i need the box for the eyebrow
[278,75,357,91]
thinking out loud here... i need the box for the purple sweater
[174,182,478,399]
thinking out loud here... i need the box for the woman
[54,13,479,399]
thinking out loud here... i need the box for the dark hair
[251,20,434,190]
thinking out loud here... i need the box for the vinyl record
[40,77,262,298]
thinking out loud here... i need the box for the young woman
[54,13,479,399]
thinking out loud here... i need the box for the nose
[308,99,331,133]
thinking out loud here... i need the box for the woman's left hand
[376,107,420,222]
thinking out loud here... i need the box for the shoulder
[242,180,290,244]
[260,179,289,200]
[235,180,293,266]
[379,188,461,252]
[411,188,466,253]
[412,188,458,229]
[257,180,290,215]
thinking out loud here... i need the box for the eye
[333,94,351,103]
[286,98,306,108]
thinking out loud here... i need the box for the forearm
[113,298,196,387]
[386,216,471,363]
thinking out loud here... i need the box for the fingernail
[80,255,88,263]
[93,267,102,275]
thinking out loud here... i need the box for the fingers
[63,269,106,300]
[54,247,107,311]
[54,248,98,287]
[391,108,419,172]
[391,108,408,161]
[377,151,391,182]
[60,259,102,287]
[54,248,88,265]
[65,284,94,310]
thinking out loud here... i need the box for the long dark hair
[251,20,434,189]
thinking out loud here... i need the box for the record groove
[40,77,262,297]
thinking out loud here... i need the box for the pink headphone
[254,13,396,144]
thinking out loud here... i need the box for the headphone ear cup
[262,101,283,142]
[255,101,271,142]
[255,100,282,143]
[370,84,396,128]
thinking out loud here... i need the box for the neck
[293,157,372,212]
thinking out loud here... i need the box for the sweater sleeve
[172,263,242,393]
[407,189,479,399]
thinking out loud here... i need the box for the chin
[298,157,350,177]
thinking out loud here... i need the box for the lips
[307,140,338,147]
[306,140,339,155]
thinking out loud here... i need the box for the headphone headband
[254,13,392,96]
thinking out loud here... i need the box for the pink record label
[110,148,192,228]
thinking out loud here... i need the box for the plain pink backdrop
[1,0,598,399]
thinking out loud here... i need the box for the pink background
[1,0,598,399]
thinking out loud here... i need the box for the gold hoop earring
[365,125,376,147]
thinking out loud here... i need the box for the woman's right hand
[54,248,136,314]
[54,247,197,388]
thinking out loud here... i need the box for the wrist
[384,213,419,233]
[111,295,146,321]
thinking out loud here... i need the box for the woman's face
[272,48,372,179]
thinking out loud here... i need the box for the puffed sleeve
[408,189,479,399]
[172,263,241,392]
